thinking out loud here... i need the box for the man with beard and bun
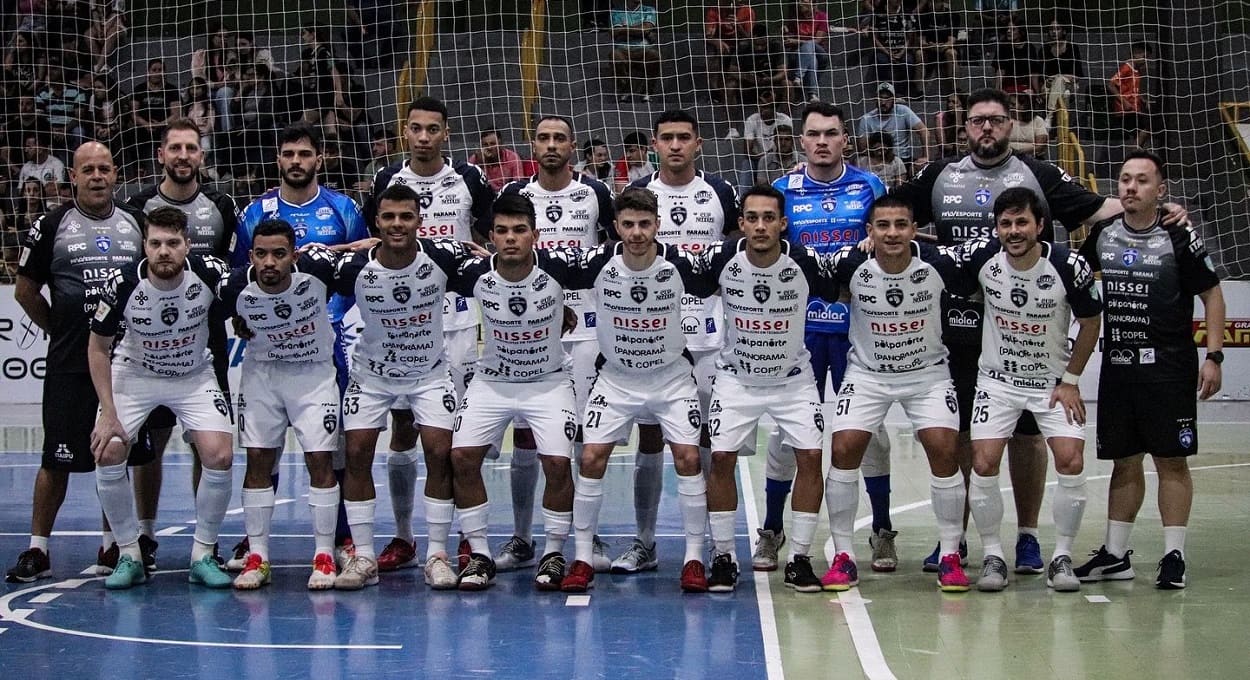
[331,184,475,590]
[616,109,737,576]
[216,219,344,590]
[366,97,495,574]
[891,87,1185,574]
[496,115,616,574]
[6,142,147,584]
[115,119,238,576]
[87,207,233,590]
[562,187,713,594]
[702,185,835,594]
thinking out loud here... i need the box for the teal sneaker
[104,554,147,590]
[188,554,233,588]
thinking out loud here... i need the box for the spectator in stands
[1041,20,1083,120]
[705,1,755,105]
[191,23,235,98]
[468,127,526,191]
[45,0,90,71]
[1007,92,1049,157]
[610,0,660,103]
[228,62,279,175]
[1109,43,1157,149]
[319,135,361,193]
[5,95,51,171]
[12,177,45,238]
[581,0,611,31]
[181,77,216,162]
[614,130,653,193]
[860,130,907,187]
[85,0,126,75]
[756,122,798,183]
[740,87,793,191]
[353,127,398,198]
[297,25,349,125]
[783,0,830,103]
[858,82,929,172]
[18,133,67,198]
[85,74,120,150]
[993,19,1040,94]
[36,58,87,152]
[3,31,40,96]
[935,90,967,158]
[869,0,919,97]
[574,138,613,181]
[236,32,280,75]
[915,0,962,88]
[733,26,791,120]
[0,215,21,282]
[127,58,180,177]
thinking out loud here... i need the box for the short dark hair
[865,131,896,161]
[492,192,537,230]
[868,194,915,220]
[967,88,1012,113]
[147,58,163,69]
[1123,149,1167,181]
[407,96,449,123]
[162,118,202,145]
[252,219,296,248]
[740,184,786,213]
[237,31,255,44]
[480,127,501,141]
[371,126,391,141]
[277,122,321,153]
[653,109,699,135]
[146,206,189,237]
[623,131,649,148]
[535,114,575,135]
[615,186,658,216]
[992,187,1044,222]
[377,183,422,207]
[583,138,606,158]
[799,101,846,130]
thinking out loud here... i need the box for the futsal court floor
[1,408,1248,679]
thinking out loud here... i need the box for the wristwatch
[1206,350,1224,365]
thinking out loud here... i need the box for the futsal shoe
[937,553,971,592]
[869,528,899,572]
[610,539,658,574]
[751,528,785,572]
[1073,546,1135,582]
[1156,550,1186,590]
[707,553,739,593]
[334,554,379,590]
[494,535,537,571]
[424,553,458,590]
[104,554,147,590]
[458,553,497,591]
[561,560,595,593]
[188,554,233,588]
[5,548,51,583]
[680,560,709,593]
[534,552,566,591]
[233,554,272,590]
[307,553,337,590]
[976,555,1009,592]
[225,537,250,571]
[1014,533,1045,574]
[377,537,420,571]
[139,535,159,573]
[922,539,968,572]
[96,542,119,575]
[784,555,823,593]
[334,538,357,572]
[1046,555,1080,592]
[821,552,859,591]
[591,536,612,573]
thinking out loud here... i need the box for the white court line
[564,595,591,607]
[224,498,296,516]
[740,465,784,680]
[835,589,898,680]
[155,526,187,536]
[0,627,7,634]
[52,579,90,589]
[28,593,60,604]
[1085,595,1111,603]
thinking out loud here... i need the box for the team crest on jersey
[563,419,577,441]
[753,284,771,303]
[95,235,111,253]
[687,407,702,430]
[822,197,837,212]
[1121,248,1139,267]
[779,267,797,283]
[274,302,292,319]
[415,263,434,279]
[212,393,229,417]
[631,285,648,303]
[974,188,992,206]
[1010,288,1029,308]
[533,273,550,291]
[670,206,688,226]
[1179,426,1194,449]
[945,390,958,414]
[185,283,203,300]
[323,412,337,434]
[509,296,527,316]
[160,306,179,326]
[910,268,929,284]
[655,268,673,283]
[546,204,563,223]
[885,288,903,307]
[1036,274,1055,291]
[418,193,434,209]
[442,393,457,413]
[814,410,825,432]
[393,285,411,303]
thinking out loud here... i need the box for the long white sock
[969,472,1005,559]
[510,447,539,542]
[1052,472,1087,559]
[1106,519,1134,558]
[29,536,49,552]
[931,472,967,557]
[1162,526,1186,556]
[676,473,707,563]
[573,474,605,564]
[193,467,233,561]
[542,507,572,556]
[308,485,339,556]
[344,499,376,559]
[634,451,664,546]
[709,511,736,561]
[824,467,859,559]
[96,462,139,548]
[242,487,275,561]
[460,502,491,555]
[789,511,819,561]
[424,495,454,559]
[386,447,419,542]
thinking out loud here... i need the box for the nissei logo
[613,316,666,330]
[734,318,789,332]
[993,314,1044,335]
[492,327,550,342]
[869,319,925,333]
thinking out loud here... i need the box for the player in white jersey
[216,219,344,590]
[700,186,833,594]
[614,109,739,574]
[821,196,972,593]
[449,193,586,593]
[560,187,713,593]
[366,97,496,573]
[958,188,1102,593]
[86,207,234,590]
[495,114,616,572]
[333,184,476,590]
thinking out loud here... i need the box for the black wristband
[1206,350,1224,365]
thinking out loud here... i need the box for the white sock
[709,511,736,560]
[634,451,664,546]
[101,530,115,550]
[138,520,156,539]
[1163,525,1186,556]
[542,507,572,555]
[510,447,539,542]
[424,495,454,559]
[676,473,707,563]
[96,462,139,547]
[789,511,818,561]
[1052,473,1087,559]
[193,467,233,553]
[29,536,49,552]
[824,467,859,559]
[931,473,967,557]
[573,474,605,564]
[1106,519,1134,558]
[242,487,275,561]
[459,502,490,555]
[386,447,419,542]
[308,485,339,556]
[969,472,1005,559]
[344,499,376,559]
[1018,526,1039,538]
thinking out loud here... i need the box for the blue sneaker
[1014,533,1044,574]
[922,540,968,573]
[104,554,147,590]
[188,554,233,588]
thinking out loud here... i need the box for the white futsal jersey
[217,248,338,364]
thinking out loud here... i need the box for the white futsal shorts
[342,368,458,432]
[582,366,702,446]
[831,365,960,434]
[707,367,823,454]
[238,359,340,452]
[111,365,233,441]
[970,375,1085,441]
[452,376,577,458]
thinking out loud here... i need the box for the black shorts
[948,343,1040,435]
[40,373,156,473]
[1096,379,1198,460]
